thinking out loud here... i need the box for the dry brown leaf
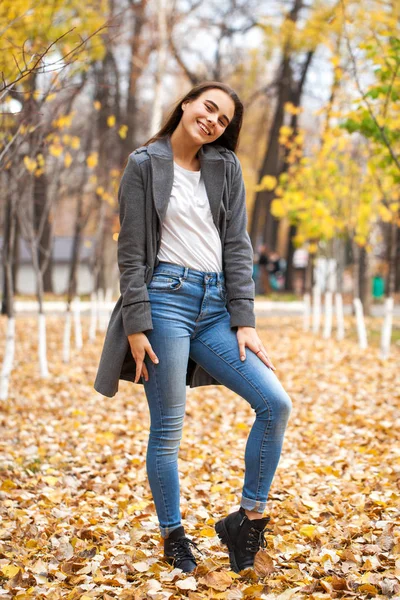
[254,550,275,576]
[199,570,233,590]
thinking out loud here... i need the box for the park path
[12,299,400,316]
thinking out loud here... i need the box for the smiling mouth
[197,121,211,136]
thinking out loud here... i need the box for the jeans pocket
[148,272,184,292]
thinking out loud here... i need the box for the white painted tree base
[39,313,49,377]
[312,285,321,334]
[63,310,71,363]
[98,289,107,331]
[303,293,311,332]
[335,293,345,341]
[323,291,333,339]
[353,298,368,349]
[89,290,98,342]
[73,296,83,349]
[0,317,16,400]
[380,297,394,360]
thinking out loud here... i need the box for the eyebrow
[205,99,231,125]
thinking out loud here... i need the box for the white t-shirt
[156,161,223,272]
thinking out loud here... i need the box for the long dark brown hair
[143,81,243,153]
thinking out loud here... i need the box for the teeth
[198,121,210,135]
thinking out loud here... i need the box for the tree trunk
[149,0,169,137]
[33,168,53,293]
[124,0,149,157]
[1,191,13,315]
[250,57,291,247]
[284,226,296,291]
[359,246,371,316]
[249,0,306,248]
[386,220,398,297]
[395,224,400,291]
[0,195,17,399]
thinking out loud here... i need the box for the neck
[169,125,202,168]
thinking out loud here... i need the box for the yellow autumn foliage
[0,0,107,87]
[274,126,385,250]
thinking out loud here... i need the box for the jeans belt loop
[183,266,189,281]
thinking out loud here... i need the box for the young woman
[94,81,292,574]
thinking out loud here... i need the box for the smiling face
[181,89,236,145]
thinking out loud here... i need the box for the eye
[205,103,226,127]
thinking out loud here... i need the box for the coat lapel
[147,135,226,231]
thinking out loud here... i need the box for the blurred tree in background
[0,0,399,316]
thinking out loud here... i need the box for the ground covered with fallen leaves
[0,315,399,600]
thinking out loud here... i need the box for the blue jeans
[143,261,292,538]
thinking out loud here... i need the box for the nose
[206,114,217,128]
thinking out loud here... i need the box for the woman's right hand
[127,333,159,383]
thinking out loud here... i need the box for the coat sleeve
[224,154,256,329]
[118,154,153,337]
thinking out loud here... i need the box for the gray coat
[94,135,255,397]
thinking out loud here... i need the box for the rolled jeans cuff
[160,522,182,539]
[240,495,267,513]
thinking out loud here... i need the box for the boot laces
[245,520,273,553]
[169,537,203,564]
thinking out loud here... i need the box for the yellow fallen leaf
[236,423,248,430]
[299,524,318,539]
[2,564,21,578]
[43,476,59,486]
[198,526,216,536]
[1,479,17,491]
[243,583,265,596]
[358,584,378,594]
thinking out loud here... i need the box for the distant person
[258,244,271,295]
[267,250,286,291]
[292,248,308,295]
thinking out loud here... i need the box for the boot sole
[215,519,240,573]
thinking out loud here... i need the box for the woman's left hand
[236,326,276,370]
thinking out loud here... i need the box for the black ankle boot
[215,507,271,573]
[163,526,200,573]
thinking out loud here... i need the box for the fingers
[141,362,149,382]
[237,336,276,371]
[134,355,144,383]
[132,343,159,383]
[147,345,159,365]
[257,345,276,371]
